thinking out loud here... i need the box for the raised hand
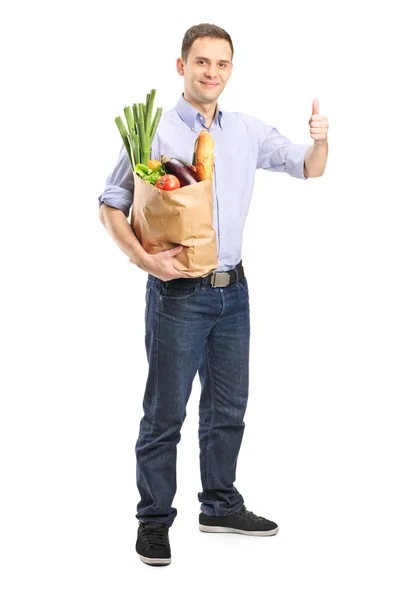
[309,98,329,144]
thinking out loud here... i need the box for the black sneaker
[199,505,279,536]
[136,522,171,566]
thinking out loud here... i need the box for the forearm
[304,140,328,177]
[99,204,148,266]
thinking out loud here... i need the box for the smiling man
[176,38,233,128]
[98,23,329,568]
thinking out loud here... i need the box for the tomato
[148,159,162,169]
[155,174,181,190]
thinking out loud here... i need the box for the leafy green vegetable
[134,163,165,185]
[134,163,151,178]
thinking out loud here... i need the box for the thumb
[312,98,319,115]
[168,245,184,255]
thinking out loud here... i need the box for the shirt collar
[176,93,223,130]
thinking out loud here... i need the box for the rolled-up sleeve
[257,122,311,180]
[98,144,134,218]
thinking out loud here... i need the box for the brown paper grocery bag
[130,172,218,277]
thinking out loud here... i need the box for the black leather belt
[172,261,245,288]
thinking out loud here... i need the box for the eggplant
[160,155,201,187]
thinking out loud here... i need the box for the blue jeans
[135,270,250,527]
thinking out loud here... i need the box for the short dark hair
[181,23,234,63]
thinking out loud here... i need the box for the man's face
[177,37,233,105]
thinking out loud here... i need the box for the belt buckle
[210,272,230,288]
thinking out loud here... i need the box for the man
[98,23,329,567]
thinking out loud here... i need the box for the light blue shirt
[98,93,310,271]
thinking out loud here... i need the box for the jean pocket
[237,277,249,295]
[144,286,151,326]
[160,283,200,301]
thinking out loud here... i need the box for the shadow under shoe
[199,505,279,536]
[136,522,171,566]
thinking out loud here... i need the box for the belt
[172,261,245,288]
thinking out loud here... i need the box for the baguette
[195,130,214,180]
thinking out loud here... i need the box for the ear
[176,57,184,76]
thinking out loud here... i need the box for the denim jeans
[135,269,250,527]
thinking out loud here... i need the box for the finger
[310,125,329,134]
[312,98,319,115]
[177,271,191,278]
[310,121,329,128]
[166,245,183,255]
[309,115,327,125]
[177,270,197,278]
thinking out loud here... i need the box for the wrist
[131,249,151,270]
[314,139,328,147]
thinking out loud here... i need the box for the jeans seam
[144,287,150,328]
[205,338,216,496]
[154,294,160,426]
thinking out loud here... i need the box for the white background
[1,0,399,597]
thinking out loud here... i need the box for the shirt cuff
[286,144,311,179]
[98,185,133,218]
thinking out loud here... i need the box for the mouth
[200,82,219,88]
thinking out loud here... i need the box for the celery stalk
[127,137,136,169]
[149,107,162,146]
[115,116,133,168]
[132,132,140,166]
[124,106,134,132]
[137,104,147,165]
[145,89,155,138]
[132,104,139,126]
[144,93,150,126]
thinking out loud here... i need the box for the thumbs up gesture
[309,99,329,144]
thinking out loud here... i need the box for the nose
[204,63,218,78]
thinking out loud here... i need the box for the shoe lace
[142,525,169,550]
[238,505,264,523]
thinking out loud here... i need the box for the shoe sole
[139,554,171,566]
[199,524,279,536]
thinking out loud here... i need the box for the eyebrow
[194,56,231,63]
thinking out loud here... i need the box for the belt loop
[234,266,239,284]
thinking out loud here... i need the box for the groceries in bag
[115,90,217,276]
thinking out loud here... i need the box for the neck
[183,91,217,128]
